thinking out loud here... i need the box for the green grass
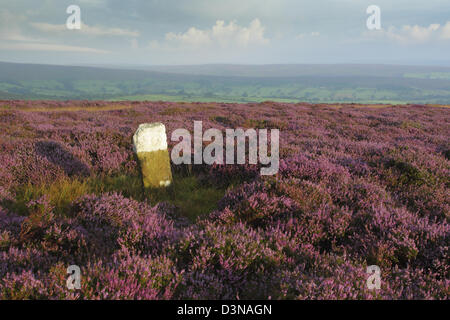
[2,172,226,222]
[3,77,450,104]
[2,62,450,103]
[150,175,225,221]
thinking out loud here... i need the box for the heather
[0,100,448,299]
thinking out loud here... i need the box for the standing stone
[133,123,172,189]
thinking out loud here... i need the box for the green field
[109,93,409,105]
[1,62,450,103]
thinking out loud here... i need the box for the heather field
[0,100,448,299]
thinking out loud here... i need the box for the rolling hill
[1,61,450,103]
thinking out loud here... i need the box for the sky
[0,0,450,66]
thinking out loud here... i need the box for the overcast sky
[1,0,450,66]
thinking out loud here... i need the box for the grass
[2,171,225,222]
[3,63,450,104]
[150,175,225,221]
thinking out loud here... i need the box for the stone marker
[133,123,172,189]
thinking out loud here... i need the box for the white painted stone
[133,123,168,153]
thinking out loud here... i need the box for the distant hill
[129,63,450,78]
[1,61,450,103]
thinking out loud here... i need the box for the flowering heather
[0,100,448,299]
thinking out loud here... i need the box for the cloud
[379,23,447,44]
[0,9,31,42]
[164,19,269,48]
[77,0,108,6]
[30,22,140,37]
[0,42,109,54]
[166,27,211,46]
[441,22,450,39]
[0,10,109,54]
[296,31,320,40]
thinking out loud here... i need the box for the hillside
[0,100,448,299]
[1,62,450,103]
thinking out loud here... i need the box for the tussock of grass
[150,176,225,221]
[4,172,225,222]
[4,178,91,217]
[159,107,192,116]
[400,121,422,129]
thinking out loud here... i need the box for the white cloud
[0,42,109,54]
[166,27,211,46]
[0,10,108,54]
[0,9,30,42]
[164,19,269,48]
[77,0,108,6]
[379,23,448,44]
[296,31,320,40]
[30,22,139,37]
[441,22,450,39]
